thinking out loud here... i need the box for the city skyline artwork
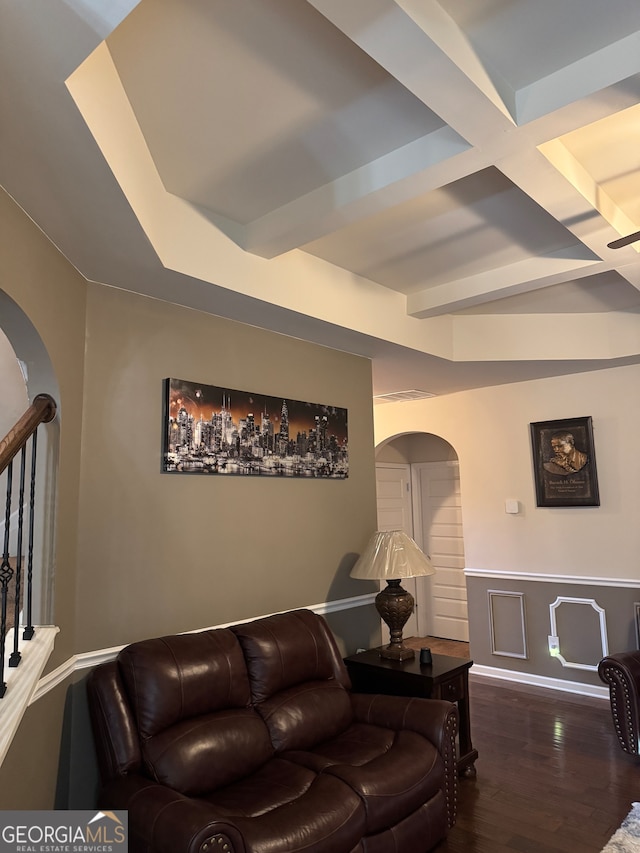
[162,378,349,478]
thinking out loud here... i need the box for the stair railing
[0,393,57,697]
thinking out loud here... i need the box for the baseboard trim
[465,568,640,588]
[471,663,609,699]
[34,593,379,700]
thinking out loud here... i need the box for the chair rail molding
[19,593,379,715]
[465,568,640,588]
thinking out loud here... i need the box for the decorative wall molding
[465,568,640,588]
[548,596,608,671]
[488,590,528,659]
[0,593,379,768]
[471,664,609,700]
[31,592,379,705]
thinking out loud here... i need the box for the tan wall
[0,683,69,808]
[0,187,378,807]
[74,284,377,651]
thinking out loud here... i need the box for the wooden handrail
[0,394,57,476]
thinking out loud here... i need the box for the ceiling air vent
[373,389,436,404]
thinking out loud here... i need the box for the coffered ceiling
[3,0,640,397]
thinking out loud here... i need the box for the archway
[0,289,60,624]
[375,432,468,641]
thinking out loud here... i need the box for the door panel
[375,464,418,639]
[435,568,467,588]
[430,536,465,555]
[430,505,460,524]
[412,462,468,641]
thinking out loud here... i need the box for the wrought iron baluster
[1,461,14,697]
[0,394,56,697]
[9,446,27,667]
[23,431,37,641]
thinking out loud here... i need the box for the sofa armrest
[350,693,458,827]
[598,651,640,755]
[350,693,458,752]
[88,662,142,783]
[100,774,247,853]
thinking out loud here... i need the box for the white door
[375,463,418,640]
[411,462,468,641]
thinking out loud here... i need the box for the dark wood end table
[343,648,478,777]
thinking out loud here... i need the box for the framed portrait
[530,416,599,507]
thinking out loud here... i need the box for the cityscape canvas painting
[162,378,349,478]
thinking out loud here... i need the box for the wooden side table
[343,648,478,777]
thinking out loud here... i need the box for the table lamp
[350,530,435,661]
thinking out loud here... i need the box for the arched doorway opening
[375,432,468,642]
[0,289,60,625]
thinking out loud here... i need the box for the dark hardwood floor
[406,635,640,852]
[405,635,471,659]
[438,676,640,852]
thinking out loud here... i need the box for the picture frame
[529,416,599,507]
[162,378,348,478]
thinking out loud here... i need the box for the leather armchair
[88,609,458,853]
[598,650,640,755]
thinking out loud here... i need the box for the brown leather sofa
[598,650,640,755]
[88,609,458,853]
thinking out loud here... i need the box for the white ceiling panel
[3,0,640,396]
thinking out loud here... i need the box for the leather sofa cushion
[284,725,443,834]
[142,707,274,796]
[118,629,251,738]
[204,759,366,853]
[257,679,353,751]
[356,797,448,853]
[232,610,339,702]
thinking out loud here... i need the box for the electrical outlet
[548,635,560,656]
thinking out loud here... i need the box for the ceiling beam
[407,247,602,318]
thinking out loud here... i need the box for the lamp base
[380,644,415,661]
[375,579,416,662]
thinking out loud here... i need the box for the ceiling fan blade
[607,230,640,249]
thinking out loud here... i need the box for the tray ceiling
[3,0,640,396]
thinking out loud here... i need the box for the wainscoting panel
[466,570,640,694]
[488,591,527,659]
[549,596,608,671]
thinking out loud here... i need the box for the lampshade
[350,530,435,581]
[351,530,436,661]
